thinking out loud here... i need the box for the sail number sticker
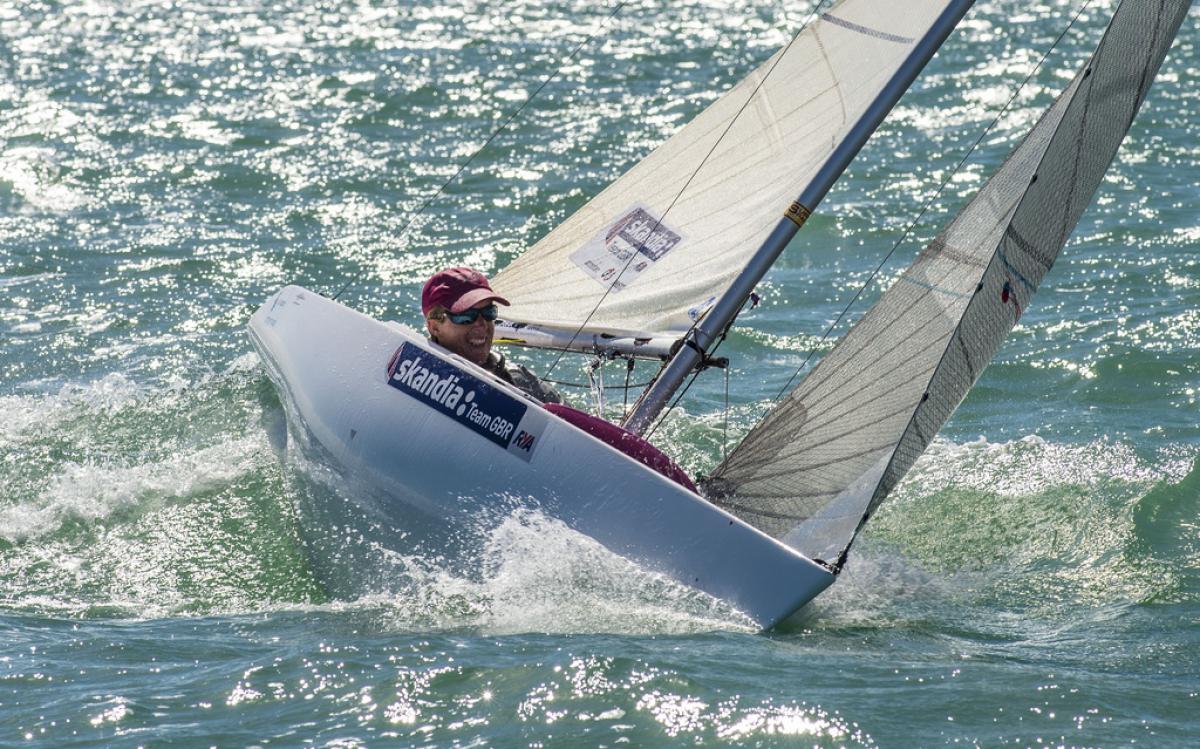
[569,204,684,292]
[386,343,547,462]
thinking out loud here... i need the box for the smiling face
[426,301,494,366]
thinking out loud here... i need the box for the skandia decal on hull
[386,342,547,462]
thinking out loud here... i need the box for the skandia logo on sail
[385,342,546,462]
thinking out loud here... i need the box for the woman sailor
[421,267,561,404]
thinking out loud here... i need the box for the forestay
[493,0,973,339]
[706,0,1192,566]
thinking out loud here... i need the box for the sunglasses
[445,304,499,325]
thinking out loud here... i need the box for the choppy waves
[824,436,1200,628]
[0,363,320,617]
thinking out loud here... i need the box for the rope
[587,358,607,414]
[541,374,653,390]
[642,293,752,441]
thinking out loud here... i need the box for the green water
[2,0,1198,746]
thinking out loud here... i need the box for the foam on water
[0,365,321,617]
[299,509,755,636]
[7,353,1192,637]
[273,426,1199,639]
[0,359,753,631]
[901,434,1189,494]
[0,372,143,442]
[475,510,754,634]
[0,435,264,543]
[3,314,1195,646]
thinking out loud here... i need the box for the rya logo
[513,430,536,452]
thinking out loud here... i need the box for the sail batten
[709,0,1193,565]
[822,13,918,44]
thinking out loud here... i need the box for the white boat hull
[248,286,833,628]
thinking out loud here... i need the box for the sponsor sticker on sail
[569,204,683,292]
[386,342,547,462]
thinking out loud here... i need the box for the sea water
[2,0,1197,746]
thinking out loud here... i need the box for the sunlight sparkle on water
[1,1,1196,746]
[88,696,131,727]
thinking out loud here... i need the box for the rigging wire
[825,0,1101,576]
[722,363,731,461]
[628,1,829,439]
[739,0,1099,433]
[540,0,831,381]
[623,357,636,416]
[642,296,746,441]
[691,0,1103,571]
[328,0,631,302]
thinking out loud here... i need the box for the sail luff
[621,0,978,434]
[708,0,1193,565]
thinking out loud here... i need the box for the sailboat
[248,0,1192,628]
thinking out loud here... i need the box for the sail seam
[957,332,977,384]
[1002,225,1054,274]
[898,275,973,298]
[996,246,1038,293]
[922,237,995,268]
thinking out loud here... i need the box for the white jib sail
[492,0,970,339]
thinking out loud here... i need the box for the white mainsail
[707,0,1193,566]
[492,0,974,339]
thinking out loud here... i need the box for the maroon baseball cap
[421,267,510,316]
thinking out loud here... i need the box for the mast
[622,0,977,435]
